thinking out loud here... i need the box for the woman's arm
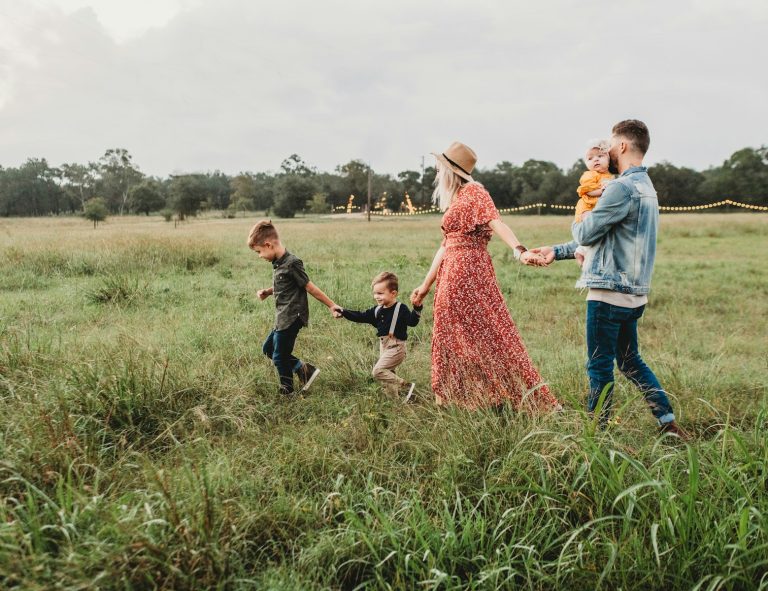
[488,219,546,266]
[410,246,445,306]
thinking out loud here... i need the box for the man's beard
[608,155,619,175]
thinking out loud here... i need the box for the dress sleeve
[441,182,499,236]
[468,183,500,226]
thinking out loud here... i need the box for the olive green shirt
[272,251,310,330]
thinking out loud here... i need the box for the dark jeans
[586,300,675,425]
[262,319,304,394]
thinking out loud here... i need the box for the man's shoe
[298,363,320,392]
[659,421,690,441]
[404,382,416,403]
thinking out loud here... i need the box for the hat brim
[431,152,473,182]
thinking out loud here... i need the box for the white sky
[1,0,766,176]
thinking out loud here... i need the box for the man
[530,120,687,437]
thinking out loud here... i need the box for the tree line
[1,146,766,219]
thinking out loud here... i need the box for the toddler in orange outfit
[575,140,614,265]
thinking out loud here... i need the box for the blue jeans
[262,319,304,394]
[586,301,675,425]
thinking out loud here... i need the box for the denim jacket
[553,166,658,295]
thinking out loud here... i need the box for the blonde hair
[584,139,611,164]
[371,271,398,292]
[247,219,279,248]
[432,164,467,211]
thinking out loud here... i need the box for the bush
[83,197,108,227]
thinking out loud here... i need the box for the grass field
[1,212,767,590]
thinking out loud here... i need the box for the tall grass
[0,213,766,589]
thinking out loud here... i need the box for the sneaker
[298,363,320,392]
[403,382,416,403]
[659,421,690,441]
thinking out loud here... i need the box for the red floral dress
[431,182,560,411]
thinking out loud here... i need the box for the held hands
[574,252,585,267]
[520,250,547,267]
[256,288,272,300]
[410,284,430,307]
[527,246,555,266]
[330,304,344,319]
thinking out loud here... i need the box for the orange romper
[575,171,614,221]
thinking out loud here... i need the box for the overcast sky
[1,0,766,177]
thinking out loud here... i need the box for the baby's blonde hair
[584,139,611,164]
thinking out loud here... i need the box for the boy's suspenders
[375,302,402,338]
[388,302,401,337]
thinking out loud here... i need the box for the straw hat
[432,141,477,181]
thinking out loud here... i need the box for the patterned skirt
[431,242,560,411]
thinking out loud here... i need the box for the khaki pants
[372,336,407,395]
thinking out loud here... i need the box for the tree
[83,197,108,227]
[336,160,370,209]
[0,159,63,216]
[204,171,233,210]
[397,170,422,204]
[60,162,98,211]
[648,162,705,206]
[97,148,144,214]
[229,173,257,212]
[128,179,166,215]
[308,192,330,214]
[273,175,314,218]
[169,174,209,220]
[252,173,277,211]
[699,147,768,205]
[280,154,316,177]
[421,166,437,205]
[474,161,523,209]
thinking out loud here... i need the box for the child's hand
[581,210,592,218]
[256,288,271,301]
[330,304,343,318]
[575,252,585,267]
[410,285,429,307]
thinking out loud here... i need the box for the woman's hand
[520,251,547,267]
[410,284,430,307]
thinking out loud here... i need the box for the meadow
[0,212,767,590]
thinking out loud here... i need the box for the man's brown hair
[247,219,279,248]
[612,119,650,155]
[371,271,398,292]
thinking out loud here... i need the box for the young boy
[575,139,614,268]
[333,272,422,402]
[248,220,339,396]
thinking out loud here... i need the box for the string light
[362,199,768,216]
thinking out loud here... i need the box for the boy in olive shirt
[248,220,339,396]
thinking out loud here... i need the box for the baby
[575,139,614,265]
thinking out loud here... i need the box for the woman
[411,141,560,411]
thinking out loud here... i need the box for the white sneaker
[404,382,416,403]
[299,363,320,392]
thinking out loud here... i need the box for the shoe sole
[301,368,320,392]
[404,383,416,403]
